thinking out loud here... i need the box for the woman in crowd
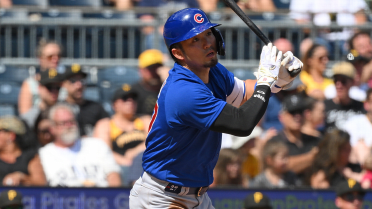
[94,84,150,166]
[308,129,363,188]
[34,110,54,148]
[250,140,301,188]
[18,39,62,115]
[301,97,325,138]
[300,44,333,100]
[212,148,245,187]
[0,116,46,186]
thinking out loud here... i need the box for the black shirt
[66,100,109,136]
[131,82,160,116]
[0,149,37,183]
[324,99,365,132]
[330,163,362,186]
[270,131,321,156]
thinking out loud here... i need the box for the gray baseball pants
[129,172,215,209]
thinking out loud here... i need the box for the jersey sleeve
[165,81,226,130]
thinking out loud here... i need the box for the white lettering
[253,94,266,102]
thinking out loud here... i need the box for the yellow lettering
[8,190,17,201]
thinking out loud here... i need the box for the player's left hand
[272,51,303,93]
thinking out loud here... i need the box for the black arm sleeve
[209,85,271,136]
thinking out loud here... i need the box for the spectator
[212,148,245,187]
[243,192,272,209]
[273,38,294,55]
[250,140,301,188]
[301,97,325,138]
[105,0,134,10]
[39,103,121,187]
[360,153,372,189]
[18,40,62,115]
[324,62,365,132]
[0,116,46,186]
[343,88,372,165]
[299,44,333,99]
[348,32,372,88]
[308,130,362,188]
[21,68,63,129]
[93,84,149,185]
[33,110,53,148]
[237,0,276,12]
[300,38,314,58]
[132,49,164,116]
[270,94,320,175]
[290,0,368,26]
[198,0,218,13]
[231,127,262,181]
[335,179,365,209]
[0,190,24,209]
[137,0,199,9]
[62,64,109,136]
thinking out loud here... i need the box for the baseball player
[129,8,302,209]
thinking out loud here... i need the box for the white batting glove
[271,51,303,93]
[254,43,287,92]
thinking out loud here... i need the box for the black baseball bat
[223,0,301,77]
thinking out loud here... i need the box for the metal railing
[1,8,372,69]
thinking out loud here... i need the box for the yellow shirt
[300,71,333,95]
[241,153,260,179]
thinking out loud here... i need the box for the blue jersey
[142,62,244,187]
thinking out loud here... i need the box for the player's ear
[172,48,184,61]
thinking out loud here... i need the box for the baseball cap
[336,179,366,197]
[281,94,307,113]
[231,126,262,149]
[332,62,356,80]
[0,116,26,135]
[138,49,163,69]
[0,190,23,208]
[112,84,138,102]
[62,63,87,80]
[244,192,272,209]
[39,68,63,86]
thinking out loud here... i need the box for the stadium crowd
[1,0,372,198]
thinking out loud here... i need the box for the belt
[164,182,209,196]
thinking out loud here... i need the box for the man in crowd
[21,68,63,129]
[324,62,365,132]
[62,64,109,136]
[38,103,121,187]
[244,192,272,209]
[131,49,164,116]
[0,189,24,209]
[270,94,320,175]
[335,179,365,209]
[343,88,372,165]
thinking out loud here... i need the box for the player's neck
[183,64,210,83]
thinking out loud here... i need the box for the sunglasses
[342,193,364,202]
[288,109,304,115]
[333,77,350,85]
[37,128,50,134]
[316,55,329,62]
[68,77,86,85]
[43,53,61,61]
[45,85,61,92]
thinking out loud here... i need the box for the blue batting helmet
[163,8,225,56]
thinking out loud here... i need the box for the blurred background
[2,0,372,208]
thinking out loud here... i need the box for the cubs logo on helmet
[163,8,225,56]
[194,14,204,23]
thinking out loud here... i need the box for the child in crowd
[250,140,301,188]
[361,153,372,189]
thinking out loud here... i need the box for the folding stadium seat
[0,9,28,19]
[34,9,82,19]
[273,0,290,9]
[83,86,100,102]
[0,82,21,105]
[49,0,101,7]
[98,66,140,87]
[0,65,30,84]
[232,69,256,80]
[12,0,48,7]
[83,10,135,20]
[0,104,16,117]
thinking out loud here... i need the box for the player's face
[179,29,218,69]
